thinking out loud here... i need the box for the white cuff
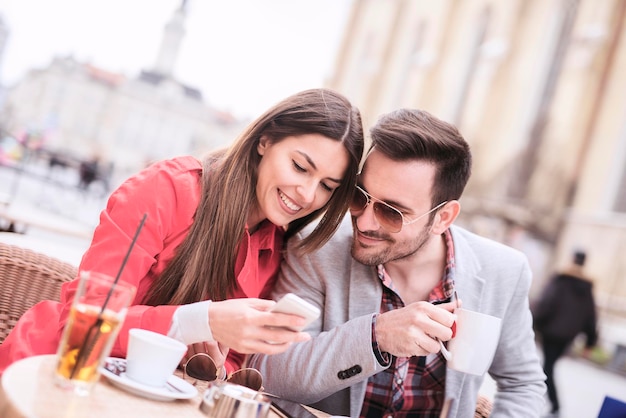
[167,300,214,345]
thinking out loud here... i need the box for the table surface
[0,355,328,418]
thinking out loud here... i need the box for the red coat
[0,156,284,375]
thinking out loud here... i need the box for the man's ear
[257,135,269,156]
[431,200,460,234]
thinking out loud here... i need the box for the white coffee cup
[125,328,187,387]
[447,308,502,376]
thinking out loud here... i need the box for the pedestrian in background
[78,155,100,190]
[533,249,598,417]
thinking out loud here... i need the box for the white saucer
[99,357,198,402]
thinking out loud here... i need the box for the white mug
[447,308,501,376]
[125,328,187,387]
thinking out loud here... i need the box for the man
[533,250,598,416]
[250,109,546,417]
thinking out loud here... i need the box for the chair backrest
[0,241,77,343]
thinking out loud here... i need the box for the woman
[0,88,364,375]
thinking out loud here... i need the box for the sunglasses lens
[373,202,402,232]
[349,188,368,213]
[228,369,263,391]
[185,354,219,381]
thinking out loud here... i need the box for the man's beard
[350,221,433,266]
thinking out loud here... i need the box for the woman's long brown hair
[143,89,363,305]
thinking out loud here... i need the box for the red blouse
[0,156,284,375]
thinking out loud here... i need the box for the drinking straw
[70,213,148,378]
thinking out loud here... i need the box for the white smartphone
[270,293,321,331]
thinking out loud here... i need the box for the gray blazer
[250,217,546,417]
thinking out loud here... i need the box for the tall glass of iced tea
[54,271,136,395]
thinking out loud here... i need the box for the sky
[0,0,353,119]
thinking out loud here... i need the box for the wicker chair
[0,241,77,343]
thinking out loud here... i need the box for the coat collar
[449,225,486,312]
[444,226,487,415]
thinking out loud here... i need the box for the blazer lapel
[444,227,487,412]
[348,259,383,416]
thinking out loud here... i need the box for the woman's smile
[279,190,302,213]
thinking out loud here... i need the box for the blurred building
[328,0,626,321]
[0,2,244,185]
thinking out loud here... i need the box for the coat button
[337,365,362,380]
[349,365,362,376]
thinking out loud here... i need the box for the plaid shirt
[361,229,456,418]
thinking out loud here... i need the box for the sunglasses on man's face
[349,185,447,233]
[183,353,263,391]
